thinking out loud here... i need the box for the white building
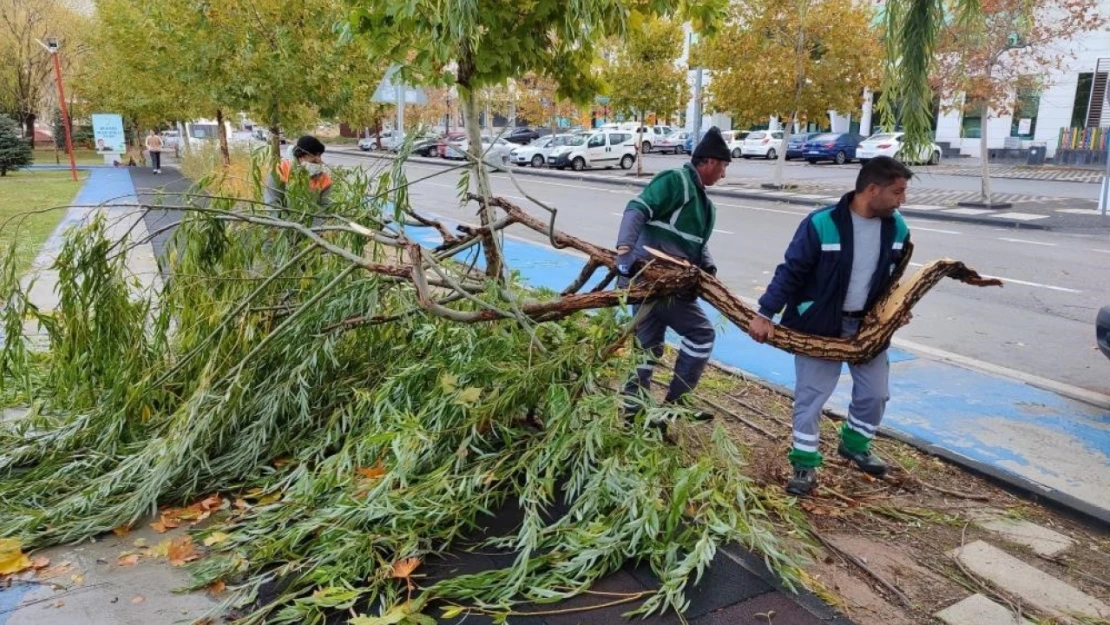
[933,3,1110,160]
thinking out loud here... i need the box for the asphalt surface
[326,152,1110,395]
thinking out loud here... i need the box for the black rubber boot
[837,444,888,477]
[663,396,715,422]
[786,466,818,496]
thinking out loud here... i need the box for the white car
[740,130,784,159]
[444,136,514,164]
[653,130,689,154]
[509,134,572,167]
[632,125,675,153]
[856,132,942,165]
[547,131,637,171]
[359,131,406,151]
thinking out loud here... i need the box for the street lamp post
[38,37,78,182]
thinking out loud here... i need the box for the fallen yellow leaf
[202,532,230,547]
[112,525,131,538]
[390,557,421,581]
[149,539,172,558]
[456,386,482,406]
[168,536,199,567]
[132,538,148,548]
[356,462,387,480]
[206,580,226,596]
[70,573,84,585]
[440,373,459,393]
[117,554,140,567]
[0,538,32,575]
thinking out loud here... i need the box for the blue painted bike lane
[409,225,1110,523]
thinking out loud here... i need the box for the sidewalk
[0,166,858,625]
[335,149,1110,231]
[407,222,1110,524]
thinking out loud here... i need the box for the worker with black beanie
[614,127,732,434]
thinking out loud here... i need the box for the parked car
[547,131,637,171]
[632,126,674,153]
[654,130,689,154]
[504,127,543,145]
[444,136,514,164]
[1098,305,1110,360]
[509,134,572,167]
[740,130,784,159]
[802,132,866,164]
[856,132,942,165]
[726,131,749,159]
[436,132,467,157]
[359,131,405,151]
[785,132,824,160]
[401,136,440,157]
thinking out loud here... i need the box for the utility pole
[688,29,704,143]
[1101,134,1109,216]
[395,78,405,148]
[38,38,77,182]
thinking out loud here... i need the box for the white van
[546,131,638,171]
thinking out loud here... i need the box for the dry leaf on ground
[168,536,199,566]
[206,580,226,596]
[131,595,144,604]
[117,554,140,567]
[0,538,32,575]
[390,557,421,581]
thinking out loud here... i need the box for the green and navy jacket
[616,163,716,269]
[757,193,910,337]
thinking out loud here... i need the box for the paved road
[326,152,1110,395]
[588,152,1103,201]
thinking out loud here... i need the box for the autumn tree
[697,0,881,186]
[349,0,727,278]
[0,0,90,140]
[932,0,1104,206]
[605,17,688,175]
[514,74,582,136]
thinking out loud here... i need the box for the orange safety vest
[277,159,332,192]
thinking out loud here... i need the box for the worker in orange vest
[264,135,333,209]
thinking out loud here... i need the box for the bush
[0,115,32,176]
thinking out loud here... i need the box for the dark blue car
[802,132,866,165]
[785,132,823,160]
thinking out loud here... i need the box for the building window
[1071,73,1093,128]
[1010,88,1039,138]
[961,108,982,139]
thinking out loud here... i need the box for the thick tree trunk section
[457,54,504,279]
[216,109,231,167]
[23,113,36,145]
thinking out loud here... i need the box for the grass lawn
[0,169,87,275]
[33,148,105,166]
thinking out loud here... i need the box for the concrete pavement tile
[690,592,829,624]
[901,204,948,211]
[934,593,1034,625]
[948,540,1108,620]
[968,511,1074,557]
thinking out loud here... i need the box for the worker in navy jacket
[749,156,913,496]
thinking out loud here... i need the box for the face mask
[302,162,324,176]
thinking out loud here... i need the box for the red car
[436,132,467,158]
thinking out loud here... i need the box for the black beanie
[293,135,326,157]
[692,127,731,162]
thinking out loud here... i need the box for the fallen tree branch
[812,530,915,608]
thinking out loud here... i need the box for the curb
[711,361,1110,527]
[333,149,1103,231]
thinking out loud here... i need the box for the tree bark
[637,112,645,177]
[216,109,231,167]
[979,87,992,205]
[458,57,504,279]
[23,113,36,145]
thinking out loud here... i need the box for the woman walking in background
[145,129,163,174]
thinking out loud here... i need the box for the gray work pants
[791,317,889,463]
[622,296,716,408]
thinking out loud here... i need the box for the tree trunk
[179,121,192,157]
[775,0,808,189]
[23,113,36,145]
[216,109,231,167]
[773,114,794,188]
[979,107,992,205]
[637,112,644,177]
[460,81,504,279]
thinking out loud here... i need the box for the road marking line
[907,262,1081,293]
[1092,248,1110,254]
[998,237,1056,247]
[715,201,808,216]
[713,229,735,235]
[910,226,962,235]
